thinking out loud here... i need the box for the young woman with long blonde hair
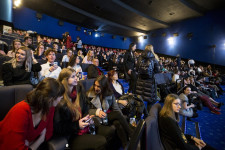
[3,46,41,86]
[159,94,215,150]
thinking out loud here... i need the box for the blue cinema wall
[136,9,225,66]
[12,7,132,49]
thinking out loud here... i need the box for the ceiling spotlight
[14,0,22,8]
[173,33,179,37]
[95,33,99,37]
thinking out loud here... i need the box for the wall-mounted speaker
[162,33,166,37]
[173,33,179,37]
[36,13,42,21]
[58,20,64,26]
[151,33,157,37]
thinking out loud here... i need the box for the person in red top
[0,78,65,150]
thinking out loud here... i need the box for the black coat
[137,51,159,79]
[87,64,102,79]
[2,62,41,86]
[158,116,199,150]
[124,50,135,72]
[53,100,80,137]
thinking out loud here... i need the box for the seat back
[61,62,68,68]
[81,63,91,72]
[0,55,12,81]
[154,73,172,85]
[125,119,146,150]
[144,103,164,150]
[78,79,95,92]
[0,84,33,121]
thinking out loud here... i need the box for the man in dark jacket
[124,43,137,94]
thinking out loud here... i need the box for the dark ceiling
[23,0,225,37]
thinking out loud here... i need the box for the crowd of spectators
[0,28,224,150]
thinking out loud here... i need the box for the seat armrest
[48,136,68,150]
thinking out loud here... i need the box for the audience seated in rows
[0,28,225,149]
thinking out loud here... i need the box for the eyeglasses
[173,103,181,106]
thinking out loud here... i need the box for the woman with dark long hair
[159,94,215,150]
[87,75,132,148]
[67,54,82,75]
[0,78,65,150]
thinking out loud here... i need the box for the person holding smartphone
[87,75,132,148]
[39,48,61,80]
[54,68,107,150]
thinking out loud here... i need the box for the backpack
[138,59,154,79]
[118,94,148,121]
